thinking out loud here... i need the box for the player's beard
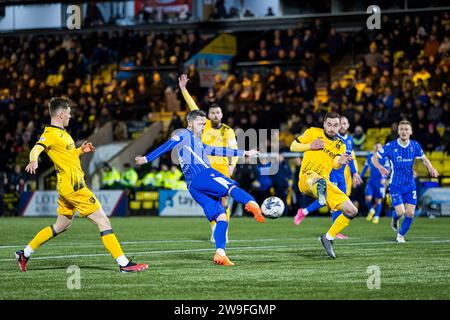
[324,130,336,140]
[211,119,221,128]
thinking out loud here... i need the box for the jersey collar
[47,124,66,131]
[397,138,410,148]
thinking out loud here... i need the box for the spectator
[101,164,121,189]
[84,1,105,27]
[121,163,139,189]
[2,185,20,216]
[243,9,255,18]
[423,123,443,151]
[265,7,275,17]
[385,122,399,143]
[365,42,381,68]
[352,126,366,151]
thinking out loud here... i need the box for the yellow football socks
[28,226,55,250]
[327,214,352,239]
[100,230,124,259]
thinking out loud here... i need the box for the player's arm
[419,155,439,178]
[360,156,370,177]
[135,134,184,165]
[348,150,362,186]
[25,144,45,174]
[77,141,96,156]
[204,144,257,158]
[332,154,353,169]
[348,151,358,174]
[226,129,239,176]
[178,74,199,111]
[371,152,389,177]
[290,129,324,152]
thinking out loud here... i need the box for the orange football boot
[245,201,265,223]
[213,253,235,266]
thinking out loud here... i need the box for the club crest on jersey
[66,143,75,150]
[89,197,96,204]
[335,140,342,149]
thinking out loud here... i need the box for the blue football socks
[214,220,228,250]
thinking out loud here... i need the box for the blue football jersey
[377,139,424,187]
[144,129,243,186]
[361,152,390,185]
[333,133,356,174]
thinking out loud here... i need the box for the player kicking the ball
[135,109,264,266]
[16,97,148,273]
[179,74,239,244]
[290,112,358,259]
[372,120,439,243]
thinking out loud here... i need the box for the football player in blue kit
[361,142,390,224]
[372,120,439,243]
[135,110,265,266]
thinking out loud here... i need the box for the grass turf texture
[0,216,449,300]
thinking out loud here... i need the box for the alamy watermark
[366,265,381,289]
[66,265,81,289]
[366,5,381,30]
[66,5,81,30]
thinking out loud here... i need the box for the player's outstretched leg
[372,202,382,224]
[331,210,349,240]
[213,214,234,266]
[391,207,403,233]
[397,205,415,243]
[15,215,73,272]
[229,186,264,223]
[365,196,375,222]
[295,178,327,226]
[294,200,323,226]
[319,200,358,259]
[211,198,231,244]
[210,221,216,244]
[87,209,148,273]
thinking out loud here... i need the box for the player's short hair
[324,112,340,122]
[49,97,71,117]
[187,109,206,122]
[398,120,413,128]
[208,103,222,112]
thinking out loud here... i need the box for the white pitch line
[1,236,449,250]
[1,239,450,262]
[0,245,290,262]
[0,238,317,249]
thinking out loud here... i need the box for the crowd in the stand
[1,12,450,216]
[0,30,207,213]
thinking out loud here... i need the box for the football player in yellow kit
[290,112,359,259]
[178,74,238,243]
[15,97,148,273]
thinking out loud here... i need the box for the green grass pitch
[0,216,449,300]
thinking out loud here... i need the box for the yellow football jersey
[202,119,238,169]
[297,127,346,179]
[181,88,238,174]
[36,125,85,196]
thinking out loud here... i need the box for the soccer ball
[261,197,285,219]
